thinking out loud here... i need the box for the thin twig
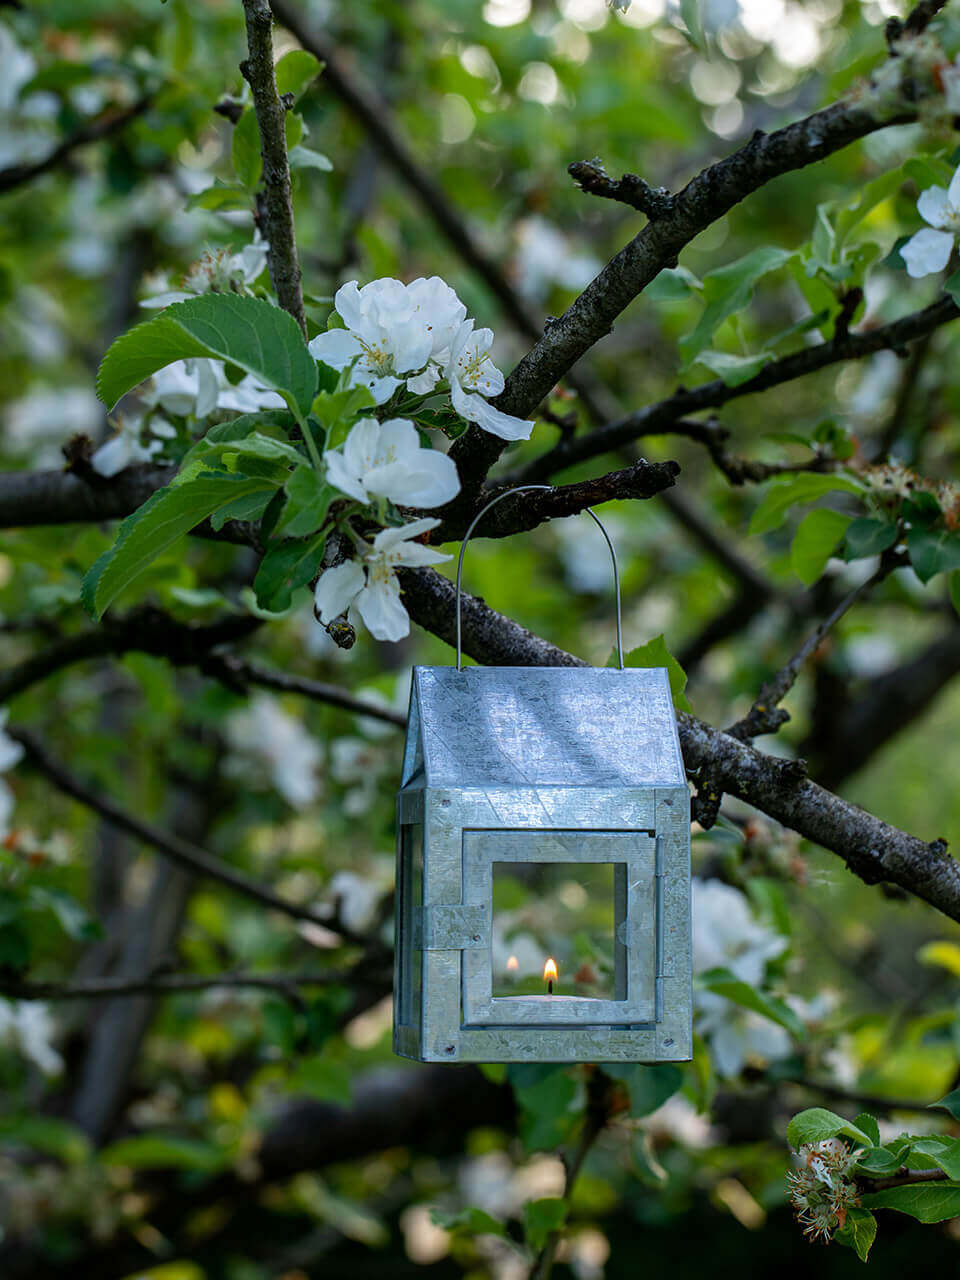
[8,727,376,948]
[205,653,407,727]
[0,99,153,196]
[240,0,307,334]
[862,1167,949,1191]
[779,1077,932,1115]
[726,560,898,742]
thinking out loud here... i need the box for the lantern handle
[454,484,624,672]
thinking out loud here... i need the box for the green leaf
[208,488,275,531]
[834,1206,877,1261]
[82,472,277,620]
[695,349,773,386]
[523,1198,567,1253]
[252,531,327,612]
[262,998,297,1054]
[217,431,304,467]
[289,144,334,173]
[311,385,376,442]
[508,1065,579,1153]
[749,473,865,536]
[678,0,705,50]
[602,1063,682,1117]
[185,181,250,213]
[290,1056,352,1106]
[911,1136,960,1180]
[931,1087,960,1121]
[790,508,852,585]
[843,517,898,561]
[28,887,101,941]
[786,1107,872,1151]
[854,1113,882,1148]
[431,1207,507,1239]
[949,570,960,617]
[275,49,322,100]
[276,466,338,538]
[0,1115,92,1164]
[645,265,701,301]
[618,635,691,712]
[854,1146,903,1176]
[945,268,960,307]
[679,247,794,368]
[861,1182,960,1223]
[97,294,317,416]
[907,524,960,584]
[698,967,806,1040]
[232,108,261,188]
[100,1134,226,1173]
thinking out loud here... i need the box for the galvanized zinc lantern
[393,487,691,1064]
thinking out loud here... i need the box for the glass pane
[398,822,423,1027]
[491,861,618,998]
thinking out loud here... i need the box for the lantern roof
[401,666,685,789]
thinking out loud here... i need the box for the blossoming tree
[4,0,960,1273]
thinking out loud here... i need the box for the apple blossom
[140,359,285,419]
[314,517,451,642]
[901,164,960,278]
[90,415,167,478]
[140,229,270,308]
[446,320,533,441]
[325,416,460,509]
[225,695,322,808]
[0,1000,63,1076]
[0,708,23,840]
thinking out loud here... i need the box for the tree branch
[202,653,407,726]
[240,0,307,334]
[0,969,362,1002]
[511,297,960,482]
[0,99,153,196]
[8,727,378,947]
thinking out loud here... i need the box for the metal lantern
[393,487,691,1064]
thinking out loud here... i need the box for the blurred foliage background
[4,0,960,1274]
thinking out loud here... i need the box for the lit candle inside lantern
[543,956,558,996]
[506,955,519,982]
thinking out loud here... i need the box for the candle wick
[548,980,553,996]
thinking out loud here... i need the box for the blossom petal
[308,328,364,370]
[341,416,383,477]
[948,163,960,211]
[332,280,368,333]
[376,418,422,465]
[449,376,534,441]
[391,540,452,567]
[350,369,402,404]
[918,184,952,229]
[364,451,461,509]
[195,359,221,418]
[90,434,132,477]
[314,560,365,622]
[406,365,441,394]
[372,517,441,551]
[325,449,370,503]
[901,227,954,278]
[355,575,411,641]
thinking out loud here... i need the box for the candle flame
[543,957,558,983]
[506,955,519,973]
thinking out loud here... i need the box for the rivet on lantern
[393,486,692,1065]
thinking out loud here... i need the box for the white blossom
[0,1000,63,1076]
[314,517,451,642]
[140,230,271,308]
[446,320,533,441]
[513,217,599,302]
[325,417,460,509]
[140,359,284,419]
[901,164,960,278]
[323,869,383,932]
[0,709,23,840]
[226,695,323,808]
[90,415,166,478]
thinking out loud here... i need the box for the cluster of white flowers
[787,1138,860,1243]
[902,163,960,278]
[225,694,323,808]
[140,229,270,309]
[0,999,63,1077]
[309,276,533,441]
[692,877,791,1078]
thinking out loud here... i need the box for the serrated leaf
[790,508,852,585]
[854,1146,902,1176]
[289,144,334,172]
[786,1107,872,1151]
[861,1182,960,1223]
[275,49,322,100]
[28,887,101,941]
[854,1113,882,1148]
[252,531,327,612]
[523,1198,567,1253]
[695,349,774,386]
[907,524,960,584]
[277,465,337,537]
[617,635,691,712]
[209,488,275,531]
[749,473,865,536]
[911,1137,960,1180]
[97,294,317,416]
[232,108,261,188]
[930,1088,960,1121]
[843,517,898,561]
[679,247,794,368]
[834,1206,877,1261]
[507,1065,579,1153]
[100,1134,226,1173]
[81,472,276,619]
[698,967,806,1040]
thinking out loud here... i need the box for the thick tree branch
[512,297,960,482]
[9,727,377,948]
[0,969,361,1002]
[240,0,307,334]
[0,99,153,196]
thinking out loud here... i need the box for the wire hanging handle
[454,484,624,671]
